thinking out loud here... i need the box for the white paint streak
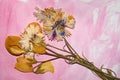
[79,0,93,3]
[99,33,110,41]
[117,41,120,51]
[112,64,119,74]
[19,0,28,3]
[108,43,113,49]
[108,14,119,33]
[85,71,92,80]
[54,0,59,3]
[89,40,106,60]
[93,8,99,25]
[107,1,120,14]
[105,0,120,33]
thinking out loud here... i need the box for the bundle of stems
[39,38,120,80]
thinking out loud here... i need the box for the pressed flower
[19,22,46,54]
[34,7,75,41]
[15,56,34,72]
[5,36,25,56]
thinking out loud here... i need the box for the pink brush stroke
[0,0,120,80]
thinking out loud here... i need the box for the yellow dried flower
[19,22,46,54]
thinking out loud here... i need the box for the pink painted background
[0,0,120,80]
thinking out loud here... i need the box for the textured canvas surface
[0,0,120,80]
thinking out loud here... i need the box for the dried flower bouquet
[5,7,120,80]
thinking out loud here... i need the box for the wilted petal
[5,36,25,56]
[65,15,75,29]
[15,57,34,72]
[33,42,46,54]
[35,62,54,74]
[19,22,45,51]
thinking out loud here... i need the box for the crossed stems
[34,38,120,80]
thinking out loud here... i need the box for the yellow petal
[43,26,52,32]
[15,57,34,72]
[5,36,25,56]
[27,22,42,33]
[15,62,33,72]
[68,15,74,20]
[65,15,75,29]
[17,56,30,63]
[33,42,46,54]
[56,35,63,41]
[35,62,54,74]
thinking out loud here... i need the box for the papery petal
[19,34,30,50]
[34,62,54,74]
[65,15,75,29]
[56,34,63,41]
[46,31,54,40]
[34,26,39,34]
[5,36,25,56]
[25,52,35,59]
[43,26,52,32]
[33,42,46,54]
[27,22,42,33]
[15,56,34,72]
[19,22,44,51]
[43,19,54,28]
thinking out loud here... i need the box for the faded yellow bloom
[19,22,46,54]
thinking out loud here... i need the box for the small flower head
[34,7,75,41]
[19,22,44,51]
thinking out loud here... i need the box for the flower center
[52,20,65,30]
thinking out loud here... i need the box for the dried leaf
[35,62,54,74]
[5,36,25,56]
[15,57,34,72]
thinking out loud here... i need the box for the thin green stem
[63,37,77,53]
[75,56,120,80]
[47,44,71,54]
[63,37,81,59]
[46,47,64,57]
[45,52,72,61]
[37,57,60,63]
[39,40,120,80]
[63,38,76,56]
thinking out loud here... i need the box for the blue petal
[60,31,65,36]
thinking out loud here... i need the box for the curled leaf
[15,56,34,72]
[35,62,54,74]
[5,36,25,56]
